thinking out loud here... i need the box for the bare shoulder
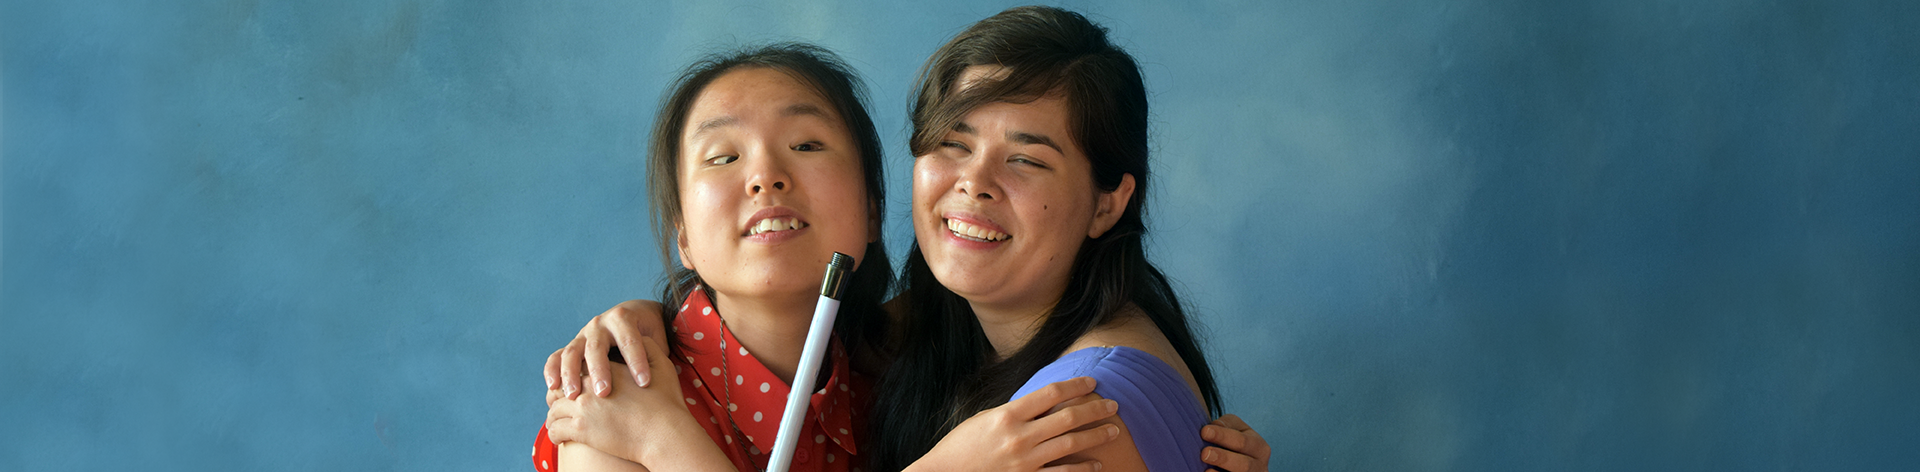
[1066,305,1206,405]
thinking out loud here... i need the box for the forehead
[950,65,1074,138]
[957,64,1012,92]
[685,67,838,132]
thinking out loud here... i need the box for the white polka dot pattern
[526,285,866,472]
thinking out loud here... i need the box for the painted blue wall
[4,0,1916,470]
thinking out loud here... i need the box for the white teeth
[945,219,1009,242]
[748,217,807,236]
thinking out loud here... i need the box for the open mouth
[747,217,808,236]
[946,218,1010,242]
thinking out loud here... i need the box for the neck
[969,301,1053,360]
[709,290,816,385]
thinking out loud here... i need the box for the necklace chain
[715,314,768,472]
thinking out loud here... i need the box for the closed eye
[1009,156,1049,169]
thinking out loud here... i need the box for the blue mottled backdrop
[4,0,1916,470]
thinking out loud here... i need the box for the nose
[953,155,999,201]
[745,149,791,195]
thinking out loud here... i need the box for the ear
[675,222,696,271]
[1087,173,1136,239]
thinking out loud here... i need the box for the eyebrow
[691,116,737,136]
[951,121,1063,155]
[1008,131,1063,155]
[782,103,831,120]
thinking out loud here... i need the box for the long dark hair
[644,43,894,368]
[868,7,1221,469]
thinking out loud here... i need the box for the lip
[940,211,1011,249]
[742,207,808,242]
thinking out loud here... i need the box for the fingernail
[563,384,576,396]
[1092,461,1103,471]
[595,380,609,395]
[1106,424,1120,438]
[1203,426,1217,441]
[636,372,650,387]
[1205,449,1218,462]
[545,376,555,389]
[1082,377,1097,388]
[1105,399,1119,413]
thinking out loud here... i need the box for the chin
[718,280,817,301]
[928,267,989,297]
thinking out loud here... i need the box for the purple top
[1012,346,1209,472]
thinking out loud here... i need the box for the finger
[545,400,578,443]
[640,335,674,379]
[1006,376,1098,419]
[1201,446,1254,472]
[628,300,671,347]
[1031,396,1118,439]
[545,348,562,391]
[1213,413,1252,431]
[601,306,654,388]
[546,385,562,407]
[546,417,576,445]
[559,338,586,400]
[583,318,615,398]
[1037,460,1104,472]
[1213,414,1271,462]
[1201,424,1248,452]
[1033,423,1121,465]
[1244,429,1271,464]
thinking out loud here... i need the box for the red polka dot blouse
[534,288,868,471]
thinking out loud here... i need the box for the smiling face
[912,69,1134,316]
[676,67,873,303]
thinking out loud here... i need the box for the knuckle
[1218,432,1245,448]
[1066,406,1094,425]
[1055,433,1081,451]
[1053,380,1081,395]
[1041,383,1064,399]
[610,307,636,322]
[1232,454,1253,471]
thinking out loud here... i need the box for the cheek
[911,160,947,209]
[678,185,730,242]
[1017,187,1093,238]
[802,159,870,213]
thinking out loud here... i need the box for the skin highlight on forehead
[957,65,1012,92]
